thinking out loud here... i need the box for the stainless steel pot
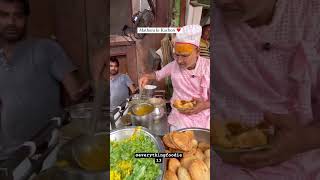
[66,103,109,119]
[131,103,155,128]
[141,85,157,98]
[65,103,110,133]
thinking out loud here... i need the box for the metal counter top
[114,99,170,136]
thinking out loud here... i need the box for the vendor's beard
[187,56,198,70]
[110,70,118,76]
[179,61,197,70]
[1,26,26,43]
[187,63,197,70]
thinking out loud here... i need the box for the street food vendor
[139,25,210,130]
[213,0,320,179]
[0,0,91,148]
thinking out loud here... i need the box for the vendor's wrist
[203,101,210,109]
[199,103,209,111]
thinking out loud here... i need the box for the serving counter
[112,97,170,136]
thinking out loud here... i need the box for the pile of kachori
[162,131,210,180]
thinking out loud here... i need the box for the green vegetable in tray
[110,132,161,180]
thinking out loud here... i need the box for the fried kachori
[183,148,197,158]
[171,131,193,152]
[213,120,269,149]
[163,133,179,149]
[188,159,210,180]
[180,156,198,169]
[194,148,206,161]
[204,158,210,169]
[168,158,181,173]
[163,130,211,180]
[197,142,210,152]
[231,128,268,148]
[173,100,196,111]
[177,167,192,180]
[164,170,178,180]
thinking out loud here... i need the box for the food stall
[0,58,209,179]
[14,70,207,180]
[108,83,210,180]
[13,82,204,180]
[108,0,211,179]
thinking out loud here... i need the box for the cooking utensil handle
[30,118,60,148]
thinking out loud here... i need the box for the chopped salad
[110,130,162,180]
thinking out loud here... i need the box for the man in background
[0,0,90,147]
[110,57,137,111]
[200,24,210,59]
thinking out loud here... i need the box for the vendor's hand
[139,73,154,89]
[180,97,209,115]
[139,75,149,89]
[235,112,304,170]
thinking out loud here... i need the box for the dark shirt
[0,38,76,145]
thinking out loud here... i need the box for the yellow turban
[175,43,196,55]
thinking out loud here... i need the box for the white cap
[176,24,202,47]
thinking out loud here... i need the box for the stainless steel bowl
[141,85,157,98]
[65,103,109,134]
[153,107,165,119]
[131,103,155,128]
[110,127,165,180]
[148,98,166,119]
[67,103,109,119]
